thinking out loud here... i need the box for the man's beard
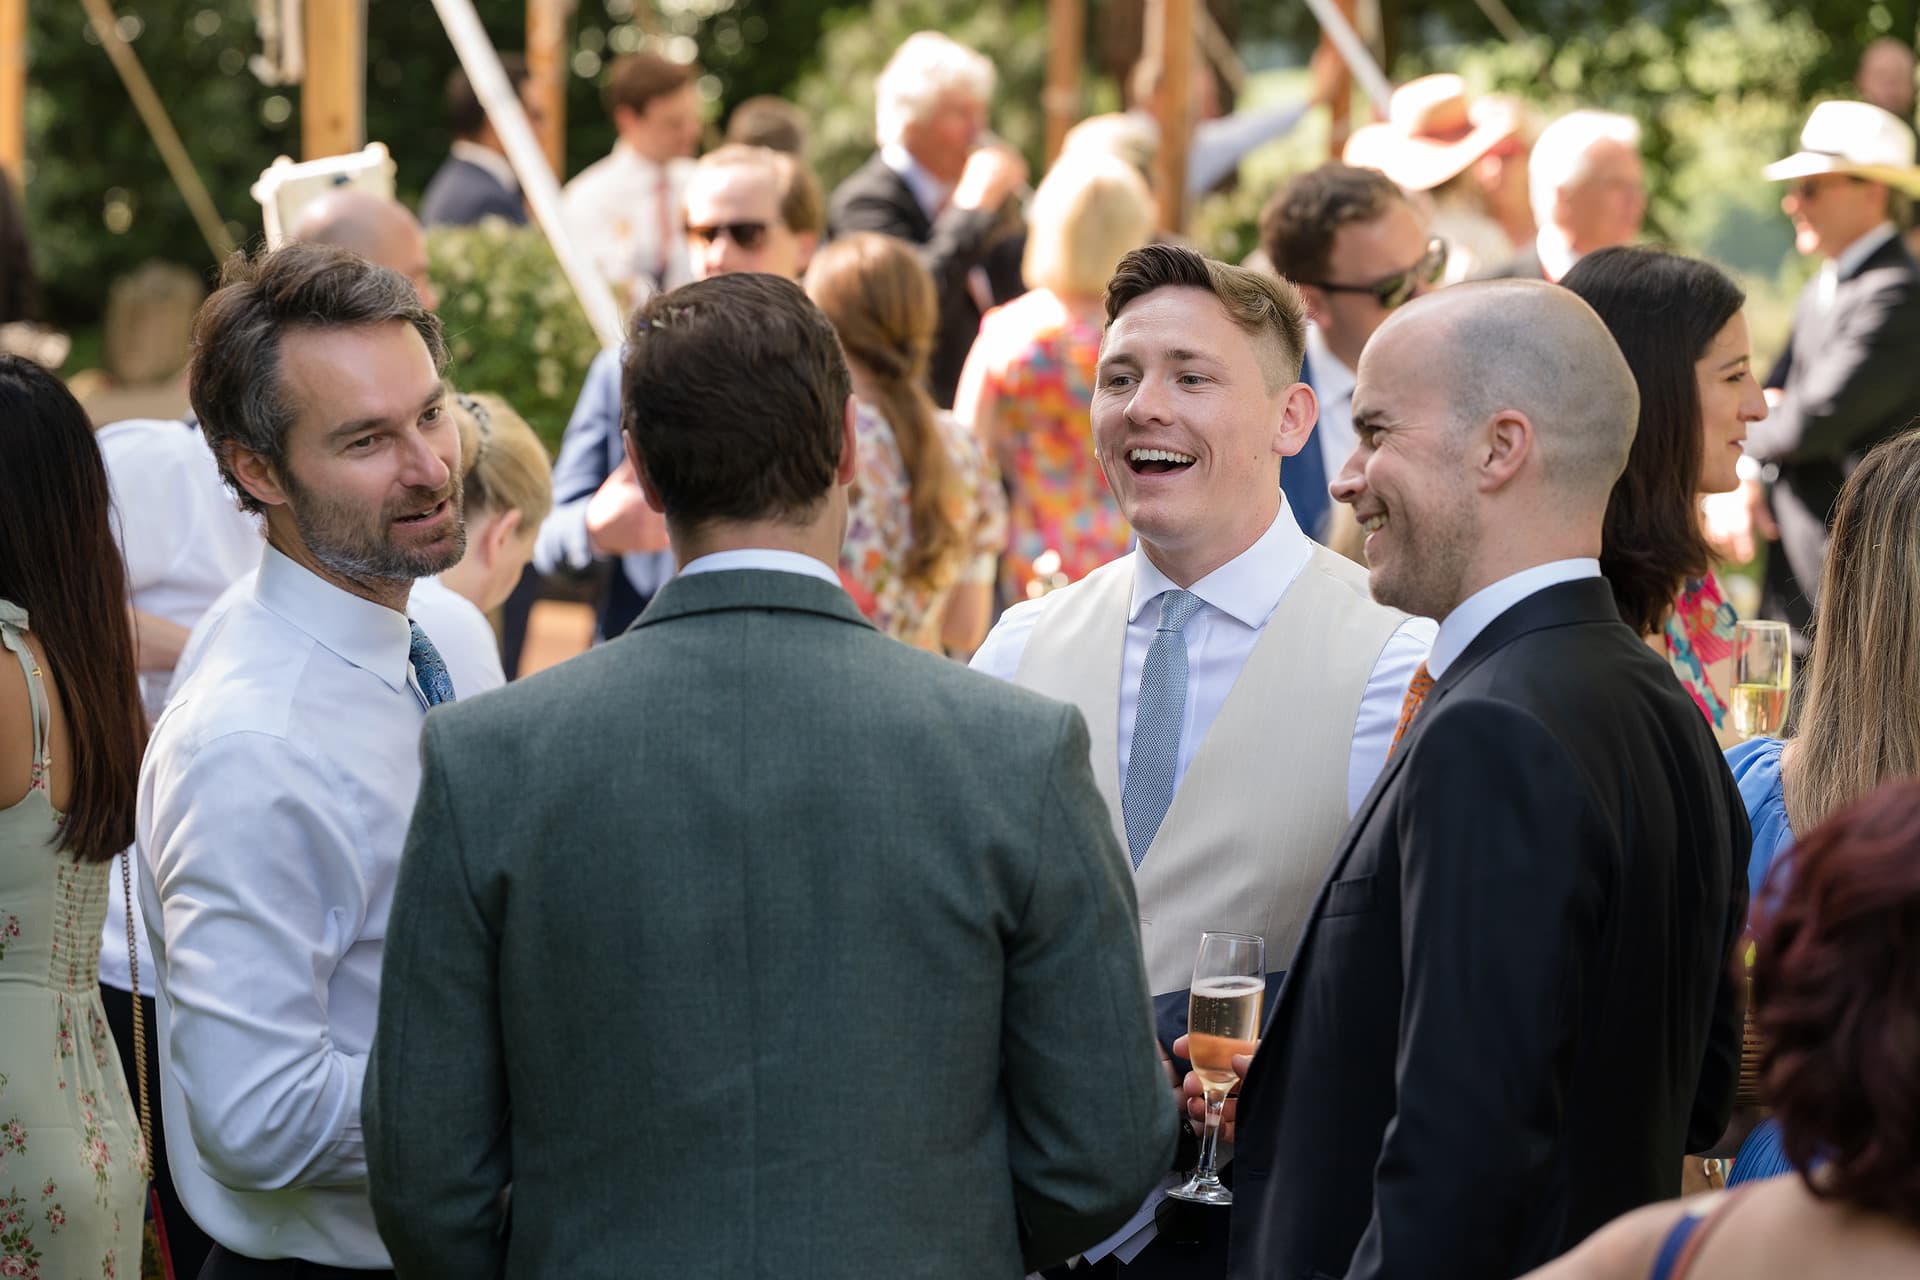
[280,466,468,585]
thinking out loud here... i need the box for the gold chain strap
[121,851,154,1181]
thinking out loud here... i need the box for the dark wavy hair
[1752,778,1920,1227]
[1560,246,1744,635]
[0,356,146,860]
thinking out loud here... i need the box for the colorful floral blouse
[961,290,1130,602]
[1663,571,1739,728]
[840,402,1009,651]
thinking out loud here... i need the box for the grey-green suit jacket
[365,568,1176,1278]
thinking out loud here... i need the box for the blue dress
[1721,736,1797,1185]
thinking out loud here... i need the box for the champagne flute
[1731,620,1793,739]
[1168,931,1265,1206]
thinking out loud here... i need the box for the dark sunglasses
[1790,174,1868,202]
[686,221,770,250]
[1305,237,1449,310]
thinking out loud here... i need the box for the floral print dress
[0,602,144,1280]
[1663,571,1739,729]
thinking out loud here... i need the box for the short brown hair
[1259,163,1406,287]
[604,52,696,119]
[725,95,808,155]
[189,243,447,514]
[1753,778,1920,1229]
[695,144,825,237]
[621,273,849,531]
[1104,243,1307,390]
[448,54,527,138]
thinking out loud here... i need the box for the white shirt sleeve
[1347,615,1439,815]
[968,595,1051,682]
[143,731,372,1191]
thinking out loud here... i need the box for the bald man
[290,190,440,311]
[1212,282,1750,1280]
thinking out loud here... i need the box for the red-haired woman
[1522,778,1920,1279]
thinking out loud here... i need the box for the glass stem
[1195,1090,1228,1182]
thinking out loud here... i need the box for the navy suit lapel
[1282,351,1331,541]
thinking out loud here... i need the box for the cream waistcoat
[1015,544,1405,996]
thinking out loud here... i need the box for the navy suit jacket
[1282,351,1332,543]
[420,154,526,228]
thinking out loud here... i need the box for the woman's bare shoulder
[1520,1198,1702,1280]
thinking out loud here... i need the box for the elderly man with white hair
[827,31,1029,407]
[1478,109,1644,282]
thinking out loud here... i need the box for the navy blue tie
[1121,589,1206,867]
[408,622,457,708]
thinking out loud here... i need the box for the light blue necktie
[1121,588,1205,868]
[408,621,458,708]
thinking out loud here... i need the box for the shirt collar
[680,548,843,586]
[880,143,953,222]
[1128,502,1311,630]
[1833,221,1898,278]
[1304,324,1355,403]
[450,139,519,192]
[1427,558,1602,679]
[253,544,416,693]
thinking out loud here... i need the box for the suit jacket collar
[1835,222,1902,281]
[855,152,932,238]
[630,567,875,635]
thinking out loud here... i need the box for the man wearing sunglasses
[1731,99,1920,653]
[534,145,827,642]
[1258,164,1445,542]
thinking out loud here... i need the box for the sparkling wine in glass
[1732,620,1793,739]
[1168,931,1265,1206]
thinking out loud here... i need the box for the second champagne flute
[1168,930,1265,1205]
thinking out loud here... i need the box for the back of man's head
[287,190,437,309]
[447,55,528,140]
[1381,279,1637,507]
[725,95,809,156]
[622,274,849,533]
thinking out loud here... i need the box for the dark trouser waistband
[200,1245,394,1280]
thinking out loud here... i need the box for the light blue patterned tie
[1121,588,1205,868]
[408,621,457,708]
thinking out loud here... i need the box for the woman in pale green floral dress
[0,356,149,1279]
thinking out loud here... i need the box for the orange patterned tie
[1388,663,1434,759]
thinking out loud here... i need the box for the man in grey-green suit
[364,272,1177,1278]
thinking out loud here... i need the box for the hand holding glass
[1168,931,1265,1206]
[1732,620,1792,739]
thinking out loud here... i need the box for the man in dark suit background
[827,31,1028,408]
[365,272,1177,1278]
[1194,280,1748,1280]
[1258,163,1445,542]
[1741,100,1920,652]
[419,56,536,229]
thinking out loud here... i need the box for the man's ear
[225,442,290,510]
[835,394,859,487]
[1477,408,1534,492]
[1274,381,1319,459]
[477,507,524,567]
[623,434,668,514]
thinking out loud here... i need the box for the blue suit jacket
[1281,351,1331,543]
[420,154,526,228]
[531,347,674,637]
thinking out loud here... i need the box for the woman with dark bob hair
[1560,246,1767,743]
[1522,777,1920,1278]
[0,355,150,1273]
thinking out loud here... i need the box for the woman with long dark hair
[1561,246,1767,741]
[0,355,149,1275]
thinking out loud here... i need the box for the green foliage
[427,221,601,456]
[793,0,1050,194]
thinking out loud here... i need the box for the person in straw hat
[1735,99,1920,654]
[1343,73,1534,282]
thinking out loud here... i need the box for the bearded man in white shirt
[136,243,466,1280]
[971,244,1433,1276]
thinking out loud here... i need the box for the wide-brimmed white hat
[1343,74,1521,193]
[1762,100,1920,196]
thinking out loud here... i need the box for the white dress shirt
[972,502,1436,815]
[136,546,444,1267]
[1304,324,1357,492]
[1427,558,1603,679]
[560,143,695,300]
[97,419,262,995]
[407,576,506,696]
[680,547,842,586]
